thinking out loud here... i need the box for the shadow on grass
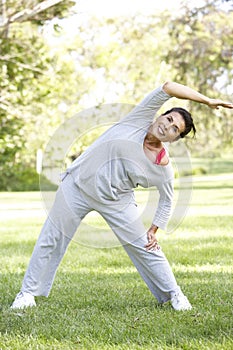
[192,184,233,190]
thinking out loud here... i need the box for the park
[0,0,232,349]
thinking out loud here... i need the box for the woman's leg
[100,203,180,304]
[21,174,92,297]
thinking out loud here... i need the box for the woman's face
[150,111,186,142]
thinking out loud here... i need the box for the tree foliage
[0,0,233,190]
[0,0,75,189]
[162,1,233,152]
[63,1,233,156]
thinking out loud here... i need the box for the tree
[1,0,232,190]
[0,0,75,189]
[161,0,233,153]
[60,3,232,157]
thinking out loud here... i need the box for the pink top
[154,147,166,165]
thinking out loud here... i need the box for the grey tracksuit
[21,85,181,303]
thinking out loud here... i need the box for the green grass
[0,160,233,349]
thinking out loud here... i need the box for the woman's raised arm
[163,81,233,110]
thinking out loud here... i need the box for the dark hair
[162,107,196,138]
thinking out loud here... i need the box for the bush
[175,167,207,178]
[1,165,56,191]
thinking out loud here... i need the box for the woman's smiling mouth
[158,125,165,136]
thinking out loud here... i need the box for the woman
[11,81,233,311]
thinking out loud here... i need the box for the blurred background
[0,0,232,191]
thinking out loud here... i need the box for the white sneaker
[11,291,36,309]
[171,292,192,311]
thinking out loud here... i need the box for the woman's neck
[144,132,162,149]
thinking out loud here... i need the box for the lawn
[0,159,232,350]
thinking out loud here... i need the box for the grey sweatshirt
[68,85,174,230]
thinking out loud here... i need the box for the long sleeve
[152,179,174,230]
[121,85,172,128]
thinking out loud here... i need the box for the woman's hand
[207,99,233,110]
[145,225,160,251]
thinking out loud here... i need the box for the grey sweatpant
[21,173,180,303]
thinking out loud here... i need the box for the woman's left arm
[163,81,233,110]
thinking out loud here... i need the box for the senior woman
[11,81,233,311]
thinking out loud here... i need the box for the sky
[55,0,231,35]
[74,0,206,17]
[55,0,207,40]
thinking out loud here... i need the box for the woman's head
[149,107,196,142]
[163,107,196,139]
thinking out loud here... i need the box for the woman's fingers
[145,237,160,251]
[145,226,160,251]
[208,99,233,109]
